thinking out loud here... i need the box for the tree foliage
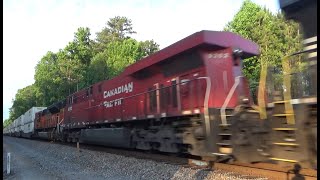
[7,85,38,123]
[105,39,146,77]
[95,16,137,52]
[87,52,109,84]
[140,40,160,58]
[224,0,302,99]
[5,16,160,127]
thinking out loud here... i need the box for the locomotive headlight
[232,48,243,57]
[219,147,232,154]
[284,138,296,142]
[240,97,249,104]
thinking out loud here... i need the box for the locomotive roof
[47,100,66,114]
[123,30,259,76]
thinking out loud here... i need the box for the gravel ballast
[3,136,268,180]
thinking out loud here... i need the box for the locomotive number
[67,106,72,112]
[208,53,229,59]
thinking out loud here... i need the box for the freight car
[4,107,46,138]
[21,107,47,138]
[14,115,24,137]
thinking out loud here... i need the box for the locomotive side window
[98,84,102,93]
[172,80,177,107]
[160,84,166,109]
[148,88,152,111]
[68,96,74,104]
[180,79,190,97]
[166,86,171,105]
[148,87,157,111]
[233,55,241,66]
[90,86,93,95]
[232,48,243,66]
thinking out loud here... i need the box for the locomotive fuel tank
[79,128,132,148]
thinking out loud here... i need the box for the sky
[3,0,280,121]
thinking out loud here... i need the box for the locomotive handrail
[257,63,268,120]
[117,76,208,101]
[196,77,211,138]
[290,36,317,56]
[220,76,243,125]
[80,77,209,111]
[115,76,208,120]
[80,76,210,125]
[282,55,295,125]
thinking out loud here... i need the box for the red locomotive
[34,30,259,157]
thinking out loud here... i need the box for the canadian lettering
[103,82,133,98]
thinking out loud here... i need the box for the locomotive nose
[239,96,249,104]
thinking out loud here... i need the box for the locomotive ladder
[268,93,317,168]
[269,90,300,164]
[269,37,317,168]
[210,108,234,158]
[208,76,237,158]
[213,76,243,157]
[213,75,264,162]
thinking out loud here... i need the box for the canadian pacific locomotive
[4,30,259,158]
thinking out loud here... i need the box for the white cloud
[3,0,280,121]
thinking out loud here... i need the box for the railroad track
[74,142,317,180]
[32,138,318,180]
[189,160,317,180]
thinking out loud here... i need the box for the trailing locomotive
[229,0,317,169]
[257,0,317,168]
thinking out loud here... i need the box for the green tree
[3,119,11,128]
[8,16,160,124]
[224,0,302,100]
[140,40,159,58]
[95,16,136,52]
[107,16,136,39]
[8,85,38,121]
[65,27,94,88]
[65,27,93,66]
[93,16,159,79]
[34,51,59,105]
[34,27,95,107]
[87,52,109,84]
[106,38,144,78]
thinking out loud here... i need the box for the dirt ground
[3,137,61,179]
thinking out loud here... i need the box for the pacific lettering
[103,98,122,108]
